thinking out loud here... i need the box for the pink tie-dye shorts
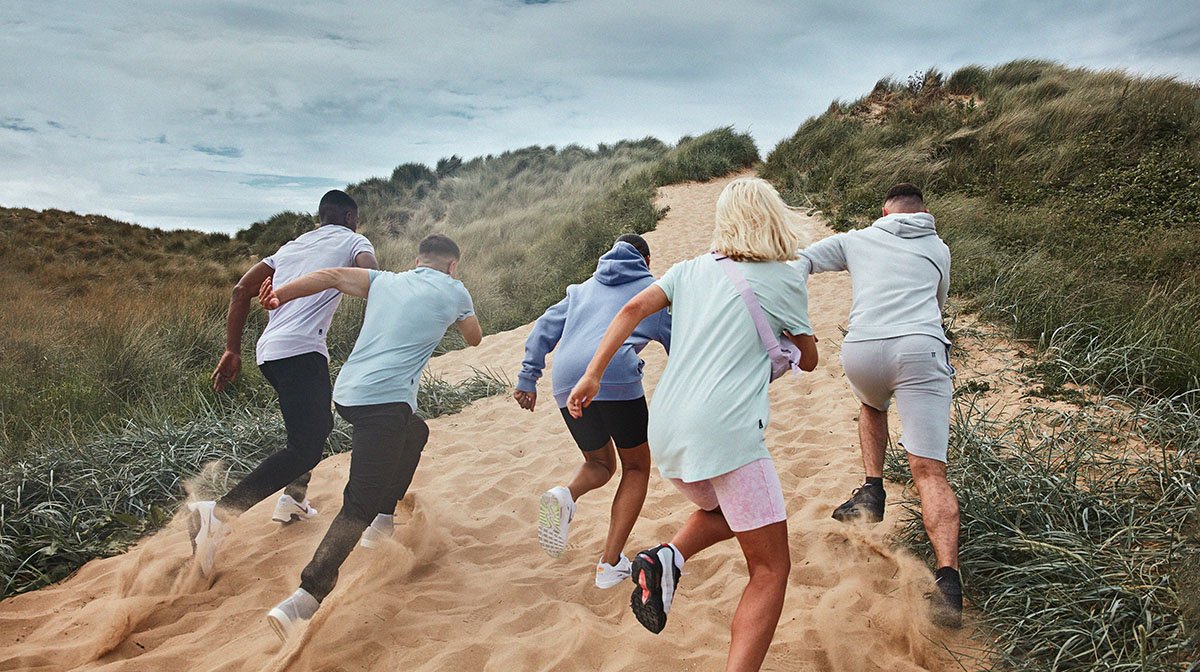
[669,457,787,532]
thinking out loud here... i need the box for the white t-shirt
[255,225,375,365]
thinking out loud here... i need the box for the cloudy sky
[3,1,1198,233]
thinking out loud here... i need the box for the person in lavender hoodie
[514,234,671,588]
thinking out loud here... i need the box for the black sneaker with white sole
[629,544,681,634]
[831,483,886,523]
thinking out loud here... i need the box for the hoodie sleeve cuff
[515,374,538,393]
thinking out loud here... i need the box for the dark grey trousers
[300,401,429,601]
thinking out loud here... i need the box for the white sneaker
[537,486,575,558]
[359,514,395,549]
[186,500,228,577]
[267,588,320,643]
[271,494,319,523]
[595,553,632,589]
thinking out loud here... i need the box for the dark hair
[318,189,358,224]
[418,233,461,261]
[884,182,924,204]
[616,233,650,258]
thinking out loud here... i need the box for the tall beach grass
[761,60,1200,400]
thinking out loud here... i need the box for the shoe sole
[272,512,314,524]
[272,504,318,524]
[595,571,631,590]
[266,609,291,643]
[360,527,393,549]
[537,492,568,558]
[831,504,884,524]
[629,555,668,634]
[187,502,220,577]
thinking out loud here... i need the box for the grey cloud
[192,144,244,158]
[1,0,1198,233]
[237,173,345,189]
[2,118,37,132]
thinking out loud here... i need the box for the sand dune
[0,173,982,671]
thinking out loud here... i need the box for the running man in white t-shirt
[191,190,377,577]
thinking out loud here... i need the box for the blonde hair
[710,177,807,262]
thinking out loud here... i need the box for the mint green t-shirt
[332,268,474,410]
[648,254,811,481]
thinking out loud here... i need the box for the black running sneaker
[831,483,886,523]
[629,545,681,634]
[929,567,964,628]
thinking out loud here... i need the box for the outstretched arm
[514,297,569,411]
[212,260,274,392]
[259,267,371,309]
[566,285,669,418]
[795,234,848,275]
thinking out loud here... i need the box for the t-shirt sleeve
[351,234,376,262]
[653,261,683,302]
[457,286,476,321]
[776,268,813,336]
[262,256,277,269]
[368,269,382,284]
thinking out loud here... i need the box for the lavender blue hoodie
[517,241,672,407]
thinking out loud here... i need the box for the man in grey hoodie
[794,183,962,627]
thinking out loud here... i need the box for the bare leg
[566,441,616,503]
[908,454,960,569]
[600,442,650,565]
[859,404,888,479]
[726,521,791,672]
[670,507,735,560]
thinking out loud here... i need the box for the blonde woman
[567,177,818,672]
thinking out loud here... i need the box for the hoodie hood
[871,212,937,239]
[593,241,652,286]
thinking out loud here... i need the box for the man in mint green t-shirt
[255,234,482,642]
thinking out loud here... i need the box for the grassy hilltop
[763,61,1200,669]
[763,59,1200,399]
[0,128,757,598]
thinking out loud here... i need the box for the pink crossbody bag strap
[711,252,799,382]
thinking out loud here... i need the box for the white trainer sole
[537,490,569,557]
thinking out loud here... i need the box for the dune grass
[348,127,759,333]
[0,369,509,599]
[764,60,1200,669]
[1,127,756,455]
[0,127,757,598]
[761,60,1200,400]
[884,364,1199,669]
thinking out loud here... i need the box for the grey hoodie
[792,212,950,344]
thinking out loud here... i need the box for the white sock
[667,543,685,572]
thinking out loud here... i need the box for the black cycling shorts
[558,397,649,452]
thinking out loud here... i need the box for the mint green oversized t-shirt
[332,267,474,410]
[648,254,811,482]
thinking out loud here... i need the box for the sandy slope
[0,173,982,671]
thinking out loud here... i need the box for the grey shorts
[840,334,954,463]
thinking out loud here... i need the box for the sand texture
[0,173,983,671]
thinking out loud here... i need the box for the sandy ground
[0,173,985,671]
